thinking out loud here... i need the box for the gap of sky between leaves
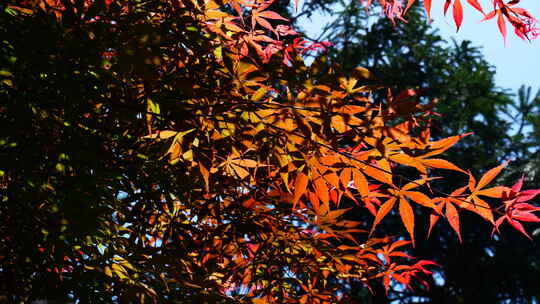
[297,0,540,94]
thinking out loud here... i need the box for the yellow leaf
[182,150,193,161]
[142,130,178,139]
[231,164,250,179]
[104,266,112,277]
[280,172,290,192]
[205,10,229,19]
[147,98,160,115]
[230,158,258,168]
[251,87,267,101]
[112,263,128,279]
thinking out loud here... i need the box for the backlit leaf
[371,197,397,235]
[399,198,416,245]
[293,173,309,208]
[453,0,464,31]
[466,0,484,13]
[476,162,507,191]
[445,202,462,242]
[497,11,507,43]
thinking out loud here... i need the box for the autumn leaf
[453,0,464,31]
[424,0,433,21]
[475,162,507,191]
[313,174,330,205]
[222,156,259,179]
[399,198,415,246]
[428,186,468,242]
[463,162,509,223]
[142,130,178,139]
[293,172,309,208]
[497,11,507,43]
[466,0,484,13]
[377,240,414,264]
[371,197,397,236]
[252,8,288,32]
[6,0,540,302]
[493,177,540,239]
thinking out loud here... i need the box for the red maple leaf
[493,176,540,239]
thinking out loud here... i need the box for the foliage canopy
[1,0,539,302]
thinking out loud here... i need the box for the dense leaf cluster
[1,0,539,303]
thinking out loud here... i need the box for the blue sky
[298,0,540,93]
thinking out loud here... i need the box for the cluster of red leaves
[482,0,540,42]
[494,176,540,239]
[358,0,539,41]
[429,162,540,242]
[205,0,330,65]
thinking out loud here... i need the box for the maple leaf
[463,162,510,223]
[428,185,469,242]
[466,0,484,14]
[8,0,540,301]
[403,260,439,288]
[389,132,470,175]
[221,155,259,179]
[381,0,407,26]
[293,172,309,209]
[371,179,434,245]
[376,240,415,265]
[251,8,288,32]
[375,252,437,295]
[481,2,539,43]
[453,0,464,31]
[275,25,298,38]
[421,0,434,22]
[493,176,540,239]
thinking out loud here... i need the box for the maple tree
[318,9,534,301]
[1,0,540,303]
